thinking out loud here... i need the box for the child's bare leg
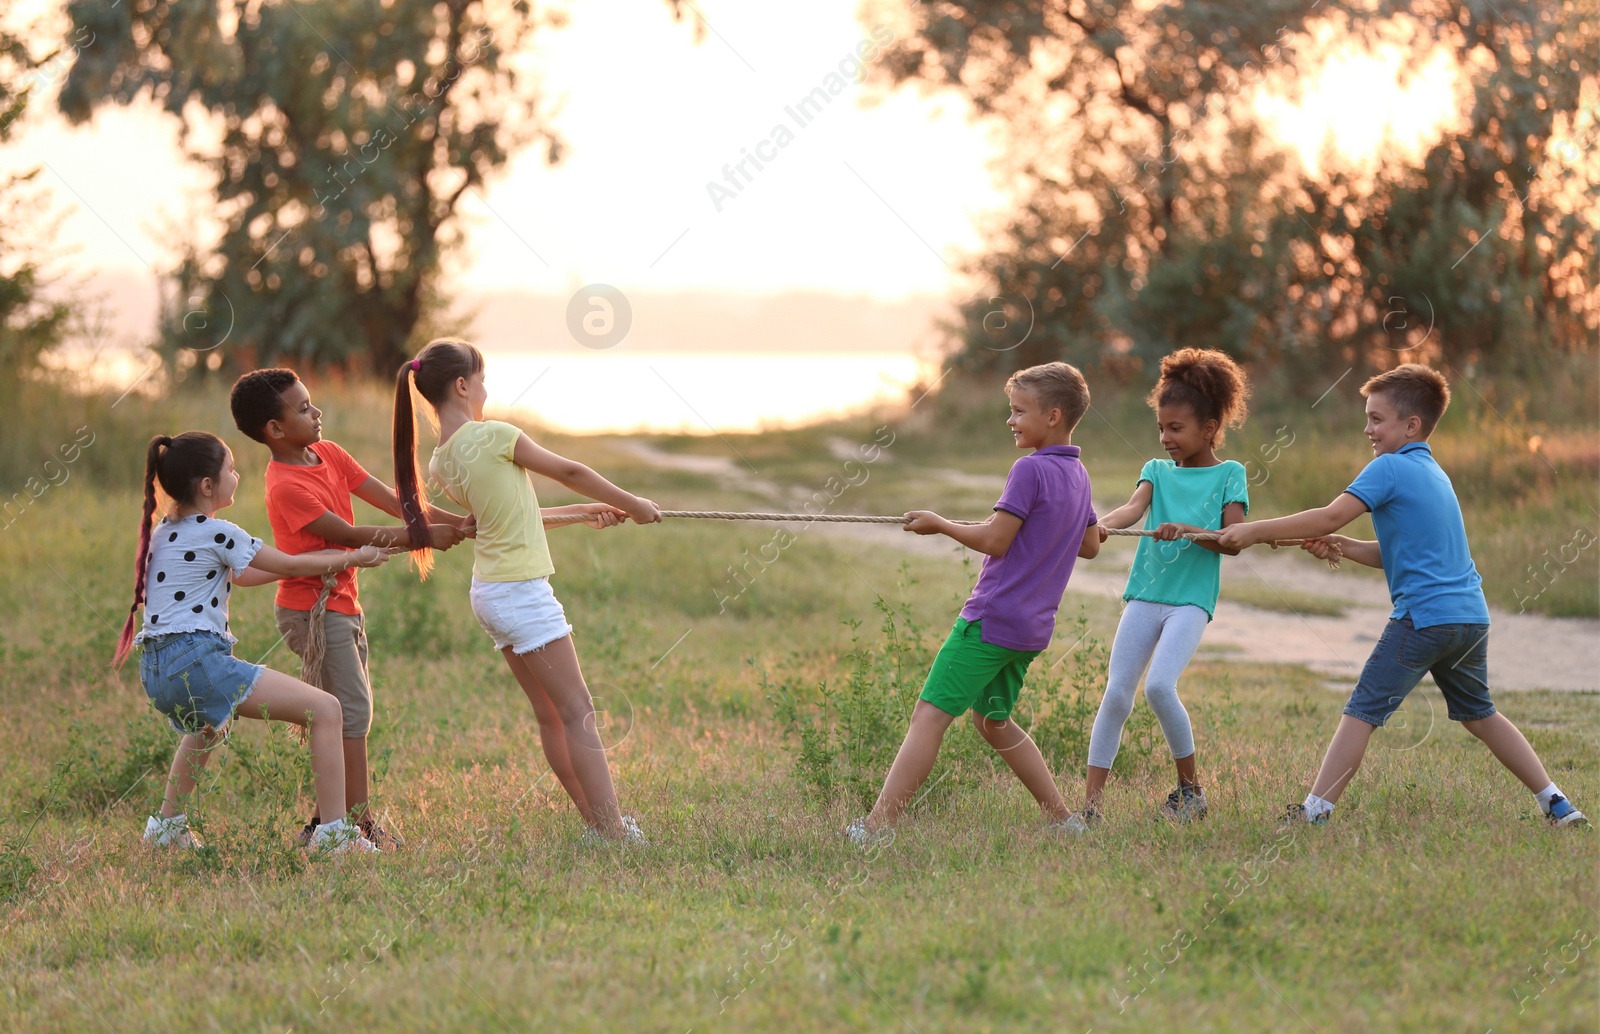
[505,637,623,836]
[1461,713,1551,792]
[235,669,348,822]
[1309,715,1377,803]
[1175,753,1199,788]
[343,738,369,818]
[1084,765,1111,809]
[971,713,1070,821]
[867,701,958,829]
[159,727,225,818]
[500,645,594,824]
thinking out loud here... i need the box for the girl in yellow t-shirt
[392,338,661,842]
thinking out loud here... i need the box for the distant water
[481,350,926,434]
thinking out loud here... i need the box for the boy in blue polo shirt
[1219,365,1585,827]
[848,362,1103,842]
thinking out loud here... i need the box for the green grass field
[2,380,1596,1032]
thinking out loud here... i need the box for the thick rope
[538,509,1342,568]
[1101,526,1342,568]
[300,573,340,689]
[539,509,985,526]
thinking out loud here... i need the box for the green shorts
[919,618,1041,720]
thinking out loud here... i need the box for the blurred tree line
[54,0,570,377]
[4,1,1595,396]
[870,0,1598,395]
[1,29,72,402]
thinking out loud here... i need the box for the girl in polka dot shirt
[114,432,396,855]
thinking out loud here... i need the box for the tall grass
[0,370,1594,1032]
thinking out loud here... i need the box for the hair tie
[410,359,421,371]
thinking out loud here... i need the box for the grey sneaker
[1161,784,1208,824]
[620,816,646,844]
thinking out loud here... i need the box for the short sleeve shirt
[959,445,1098,651]
[134,514,262,645]
[428,420,554,582]
[264,441,371,615]
[1123,459,1250,619]
[1344,442,1488,627]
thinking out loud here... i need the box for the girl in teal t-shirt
[1070,349,1251,830]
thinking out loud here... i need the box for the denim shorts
[1344,616,1496,726]
[469,576,573,655]
[139,631,264,733]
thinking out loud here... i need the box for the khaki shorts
[275,606,372,739]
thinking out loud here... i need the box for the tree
[58,0,566,376]
[868,0,1597,387]
[0,29,72,390]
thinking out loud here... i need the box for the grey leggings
[1087,600,1210,769]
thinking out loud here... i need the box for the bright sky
[7,0,1005,301]
[5,1,1463,304]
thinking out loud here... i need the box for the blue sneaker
[1281,803,1329,827]
[1546,795,1588,827]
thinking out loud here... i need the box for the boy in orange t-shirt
[231,369,471,848]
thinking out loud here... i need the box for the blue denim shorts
[1344,616,1496,726]
[139,631,264,733]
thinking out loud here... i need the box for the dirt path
[628,440,1600,693]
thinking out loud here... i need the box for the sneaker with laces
[1281,803,1329,827]
[142,813,201,849]
[359,817,403,851]
[1546,795,1588,827]
[1161,784,1208,824]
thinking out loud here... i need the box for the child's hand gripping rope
[1105,525,1344,569]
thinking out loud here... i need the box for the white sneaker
[1051,814,1090,836]
[310,818,379,856]
[143,813,201,849]
[581,817,647,845]
[844,818,893,850]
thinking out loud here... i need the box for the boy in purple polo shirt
[849,362,1102,840]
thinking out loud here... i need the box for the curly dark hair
[1146,348,1250,445]
[229,368,302,444]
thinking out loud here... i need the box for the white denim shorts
[469,576,573,654]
